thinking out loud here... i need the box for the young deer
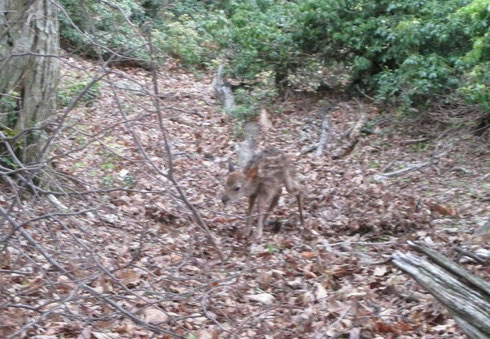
[221,148,304,239]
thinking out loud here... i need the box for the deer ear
[228,159,235,172]
[246,166,258,179]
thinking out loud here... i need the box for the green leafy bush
[232,83,277,121]
[455,0,490,111]
[212,0,488,111]
[60,0,148,62]
[152,11,221,67]
[59,0,489,114]
[375,54,459,109]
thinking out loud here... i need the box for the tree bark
[392,242,490,339]
[0,0,59,164]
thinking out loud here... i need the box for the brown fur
[221,148,304,239]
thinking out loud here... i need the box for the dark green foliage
[188,0,487,112]
[233,85,277,121]
[294,0,488,110]
[59,0,147,62]
[59,0,489,113]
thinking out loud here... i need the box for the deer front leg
[243,195,256,238]
[255,192,279,239]
[262,191,281,226]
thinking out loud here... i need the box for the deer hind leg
[255,196,266,239]
[244,195,257,238]
[297,191,304,225]
[285,177,305,225]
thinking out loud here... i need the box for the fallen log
[392,241,490,339]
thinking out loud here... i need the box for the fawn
[221,148,304,239]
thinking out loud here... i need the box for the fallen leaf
[91,332,119,339]
[118,269,140,285]
[376,322,398,334]
[373,266,388,277]
[349,327,361,339]
[198,329,218,339]
[429,203,456,216]
[144,308,169,324]
[246,293,275,305]
[301,251,317,259]
[315,282,328,299]
[258,270,273,288]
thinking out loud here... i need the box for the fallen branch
[168,114,198,127]
[300,143,318,155]
[315,107,330,157]
[408,242,490,294]
[451,166,475,175]
[453,246,487,265]
[400,138,430,145]
[373,151,449,181]
[373,161,432,181]
[332,102,366,160]
[332,139,359,160]
[392,241,490,339]
[346,112,366,140]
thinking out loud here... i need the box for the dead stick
[315,107,330,157]
[453,247,486,265]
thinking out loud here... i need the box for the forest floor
[1,56,489,338]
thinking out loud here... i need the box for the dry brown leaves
[1,55,488,338]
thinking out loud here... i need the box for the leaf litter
[0,55,488,338]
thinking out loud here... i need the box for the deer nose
[221,195,229,205]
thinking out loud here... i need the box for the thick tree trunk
[0,0,59,164]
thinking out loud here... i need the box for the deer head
[221,162,259,205]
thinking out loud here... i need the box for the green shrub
[152,12,220,67]
[214,0,488,112]
[232,83,277,121]
[455,0,490,111]
[60,0,148,62]
[375,54,459,109]
[59,0,489,114]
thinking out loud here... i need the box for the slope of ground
[0,56,488,338]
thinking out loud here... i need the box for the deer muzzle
[221,195,229,205]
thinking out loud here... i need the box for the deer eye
[234,187,240,191]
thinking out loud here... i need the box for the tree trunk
[0,0,59,164]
